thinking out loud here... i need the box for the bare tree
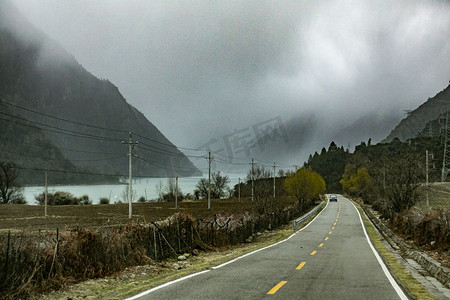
[384,155,423,213]
[162,178,182,202]
[247,166,274,214]
[212,172,230,198]
[121,185,136,203]
[195,172,230,199]
[370,154,424,218]
[0,161,26,204]
[155,180,164,201]
[196,178,209,199]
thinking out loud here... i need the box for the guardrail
[292,201,326,229]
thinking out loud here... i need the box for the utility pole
[251,159,254,202]
[426,150,429,206]
[441,110,449,183]
[44,169,48,217]
[238,177,240,202]
[122,132,138,219]
[273,162,276,198]
[208,151,211,209]
[175,176,178,209]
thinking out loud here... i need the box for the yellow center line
[296,261,306,270]
[324,237,329,241]
[311,250,317,255]
[329,231,332,235]
[267,281,287,294]
[319,243,324,248]
[332,227,335,230]
[334,222,336,225]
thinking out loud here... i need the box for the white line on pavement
[125,201,330,299]
[124,270,211,300]
[349,199,408,300]
[213,200,329,269]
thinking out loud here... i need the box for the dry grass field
[0,197,297,233]
[416,182,450,210]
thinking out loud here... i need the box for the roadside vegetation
[306,136,449,266]
[352,201,436,300]
[0,162,327,299]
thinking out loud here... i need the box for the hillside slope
[383,83,450,142]
[0,1,201,181]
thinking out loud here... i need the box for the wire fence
[0,201,316,299]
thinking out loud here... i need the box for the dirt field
[0,197,297,233]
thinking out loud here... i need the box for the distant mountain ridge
[0,1,201,182]
[383,82,450,142]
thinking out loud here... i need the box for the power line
[0,97,128,134]
[1,112,201,159]
[0,113,121,142]
[0,98,204,152]
[1,137,123,156]
[13,165,123,177]
[138,141,204,158]
[134,155,208,173]
[1,98,296,173]
[0,147,124,162]
[133,132,202,152]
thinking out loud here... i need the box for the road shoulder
[351,200,438,300]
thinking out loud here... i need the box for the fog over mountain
[1,0,201,180]
[10,0,450,171]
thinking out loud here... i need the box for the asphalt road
[128,196,407,300]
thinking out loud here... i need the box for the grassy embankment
[416,182,450,210]
[37,202,324,300]
[352,200,437,300]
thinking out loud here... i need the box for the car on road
[329,194,337,202]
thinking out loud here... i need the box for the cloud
[9,0,450,165]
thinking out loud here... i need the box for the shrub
[79,195,92,205]
[99,197,110,204]
[35,191,81,205]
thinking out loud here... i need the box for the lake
[23,175,246,205]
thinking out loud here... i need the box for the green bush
[35,191,91,205]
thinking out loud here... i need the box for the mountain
[383,82,450,142]
[0,1,201,183]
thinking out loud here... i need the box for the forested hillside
[305,136,446,193]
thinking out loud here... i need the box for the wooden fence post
[3,231,11,283]
[153,226,157,261]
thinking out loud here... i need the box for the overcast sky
[10,0,450,166]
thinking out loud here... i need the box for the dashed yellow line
[318,243,324,248]
[296,261,306,270]
[310,250,317,255]
[267,281,287,294]
[334,222,336,225]
[329,231,332,235]
[332,227,335,230]
[324,237,329,241]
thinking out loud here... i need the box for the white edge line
[212,200,329,269]
[126,200,329,299]
[124,270,211,300]
[349,199,408,300]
